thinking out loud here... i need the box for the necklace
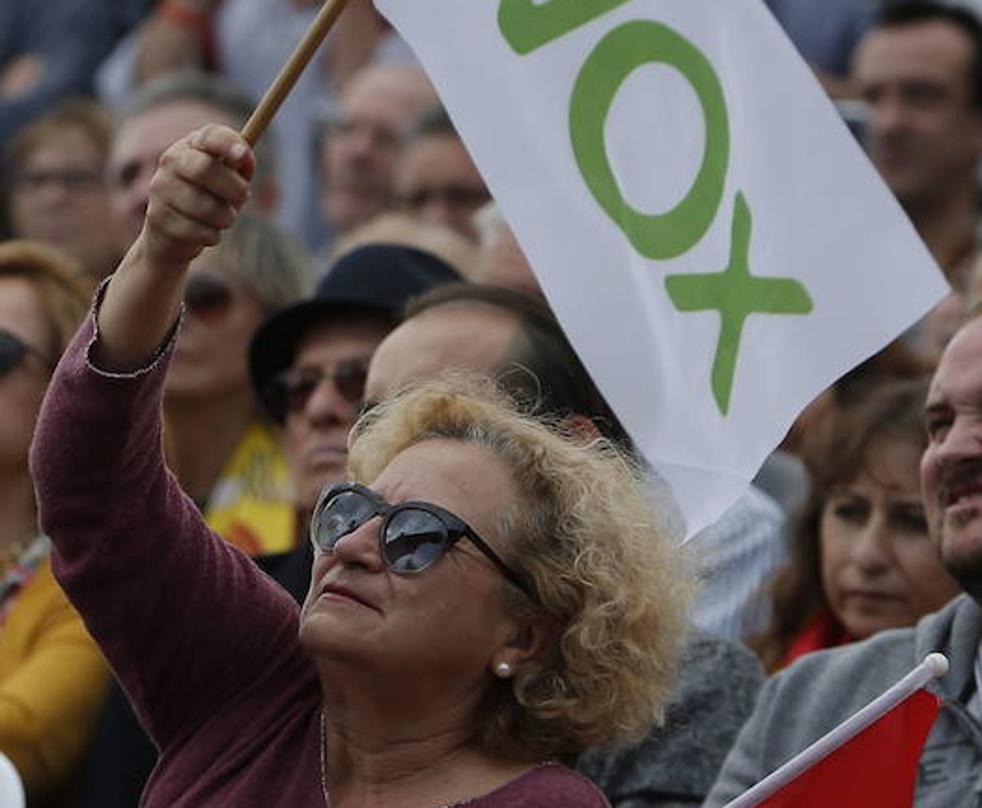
[319,708,329,806]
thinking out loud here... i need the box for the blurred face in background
[320,65,437,234]
[109,100,240,249]
[0,277,51,472]
[854,20,982,208]
[474,217,541,297]
[9,127,118,280]
[282,317,390,513]
[165,250,266,404]
[396,133,489,242]
[821,435,959,640]
[922,317,982,600]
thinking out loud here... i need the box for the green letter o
[570,20,730,260]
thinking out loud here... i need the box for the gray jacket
[579,631,764,807]
[705,595,982,808]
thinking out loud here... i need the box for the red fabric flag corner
[759,690,939,807]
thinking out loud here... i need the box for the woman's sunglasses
[310,482,538,602]
[0,330,51,377]
[184,275,234,321]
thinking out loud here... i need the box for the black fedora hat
[249,243,460,421]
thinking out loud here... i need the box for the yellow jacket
[0,560,108,803]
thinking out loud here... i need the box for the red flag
[758,689,939,808]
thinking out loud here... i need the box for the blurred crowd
[2,0,982,806]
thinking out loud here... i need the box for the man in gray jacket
[706,314,982,807]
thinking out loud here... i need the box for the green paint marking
[569,20,729,260]
[497,11,815,416]
[497,0,631,55]
[665,193,813,415]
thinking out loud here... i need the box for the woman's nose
[851,518,891,573]
[331,518,384,572]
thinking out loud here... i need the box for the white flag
[375,0,949,536]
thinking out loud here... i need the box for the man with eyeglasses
[317,63,438,248]
[250,244,459,531]
[4,100,121,282]
[107,70,282,253]
[395,105,491,243]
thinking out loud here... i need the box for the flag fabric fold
[375,0,949,535]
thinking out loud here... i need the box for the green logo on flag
[500,5,813,415]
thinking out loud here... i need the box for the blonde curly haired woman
[30,123,693,806]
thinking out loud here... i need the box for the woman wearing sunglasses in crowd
[164,212,314,555]
[0,241,108,804]
[750,376,961,672]
[31,125,693,806]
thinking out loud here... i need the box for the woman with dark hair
[752,376,961,671]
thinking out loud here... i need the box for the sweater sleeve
[29,308,309,751]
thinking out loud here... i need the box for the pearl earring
[494,661,512,678]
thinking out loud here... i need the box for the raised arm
[30,125,307,750]
[95,124,253,371]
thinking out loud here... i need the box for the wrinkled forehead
[858,21,976,84]
[112,100,238,165]
[369,438,517,542]
[929,317,982,405]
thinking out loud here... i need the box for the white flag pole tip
[924,653,949,679]
[722,652,948,808]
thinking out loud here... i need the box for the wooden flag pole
[240,0,353,146]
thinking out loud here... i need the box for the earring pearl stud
[494,661,512,678]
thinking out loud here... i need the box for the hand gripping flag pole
[240,0,352,146]
[724,653,949,808]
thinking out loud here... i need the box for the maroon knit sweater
[30,312,610,808]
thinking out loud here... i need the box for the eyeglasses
[270,358,370,418]
[401,184,491,212]
[310,482,538,602]
[322,115,401,153]
[184,275,234,321]
[13,167,104,194]
[0,330,51,377]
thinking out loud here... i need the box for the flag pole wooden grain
[240,0,352,146]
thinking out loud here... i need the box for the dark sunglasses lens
[281,371,320,415]
[184,277,232,318]
[383,509,449,573]
[0,332,28,376]
[334,362,368,404]
[315,489,376,550]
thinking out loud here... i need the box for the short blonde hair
[213,213,314,315]
[5,98,113,170]
[348,376,693,762]
[0,241,91,358]
[330,212,478,279]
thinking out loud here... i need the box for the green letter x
[665,193,813,415]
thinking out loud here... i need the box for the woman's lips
[320,583,379,612]
[843,589,901,606]
[305,446,347,467]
